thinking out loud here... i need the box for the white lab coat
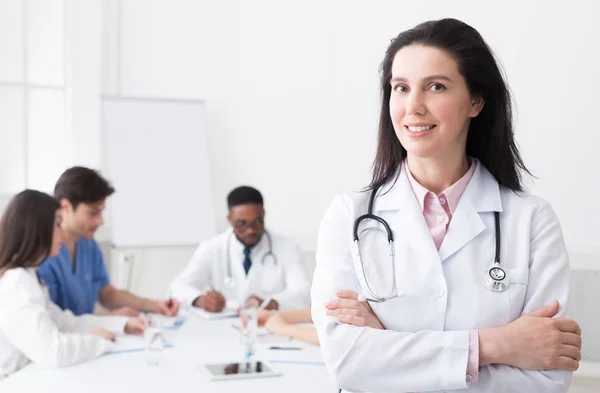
[0,268,127,379]
[170,229,310,310]
[311,161,572,393]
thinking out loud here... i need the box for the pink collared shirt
[405,159,480,383]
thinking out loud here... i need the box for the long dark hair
[0,190,60,273]
[371,18,530,192]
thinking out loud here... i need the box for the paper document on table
[145,313,186,329]
[105,335,173,355]
[188,306,238,320]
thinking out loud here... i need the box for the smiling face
[389,44,484,162]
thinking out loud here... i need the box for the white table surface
[4,313,595,393]
[0,313,336,393]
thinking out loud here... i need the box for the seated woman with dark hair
[0,190,144,379]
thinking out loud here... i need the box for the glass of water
[239,298,259,358]
[144,326,165,366]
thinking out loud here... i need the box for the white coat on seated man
[170,186,310,312]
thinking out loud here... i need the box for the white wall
[99,0,600,256]
[66,0,103,170]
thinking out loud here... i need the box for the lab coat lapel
[438,196,485,263]
[438,162,503,263]
[375,165,439,258]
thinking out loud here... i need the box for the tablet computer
[198,361,282,381]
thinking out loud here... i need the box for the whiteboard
[103,97,215,247]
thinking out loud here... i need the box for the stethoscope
[353,186,510,303]
[223,231,278,288]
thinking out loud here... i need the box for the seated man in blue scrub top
[37,166,180,317]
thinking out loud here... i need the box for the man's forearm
[100,287,152,311]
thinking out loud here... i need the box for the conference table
[0,312,336,392]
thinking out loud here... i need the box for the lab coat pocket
[506,267,530,322]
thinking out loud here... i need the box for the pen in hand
[167,288,173,308]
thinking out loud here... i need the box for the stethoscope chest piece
[481,263,510,292]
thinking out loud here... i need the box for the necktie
[243,247,252,276]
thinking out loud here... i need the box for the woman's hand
[257,309,276,327]
[264,313,290,335]
[480,301,582,371]
[91,327,115,342]
[124,316,145,335]
[325,290,385,330]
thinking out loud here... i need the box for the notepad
[188,306,238,320]
[105,335,174,355]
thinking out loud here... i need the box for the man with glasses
[169,186,310,312]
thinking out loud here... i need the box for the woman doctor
[0,190,143,379]
[311,18,582,393]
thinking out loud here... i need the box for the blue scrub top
[37,238,111,315]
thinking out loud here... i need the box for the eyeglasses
[233,217,264,231]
